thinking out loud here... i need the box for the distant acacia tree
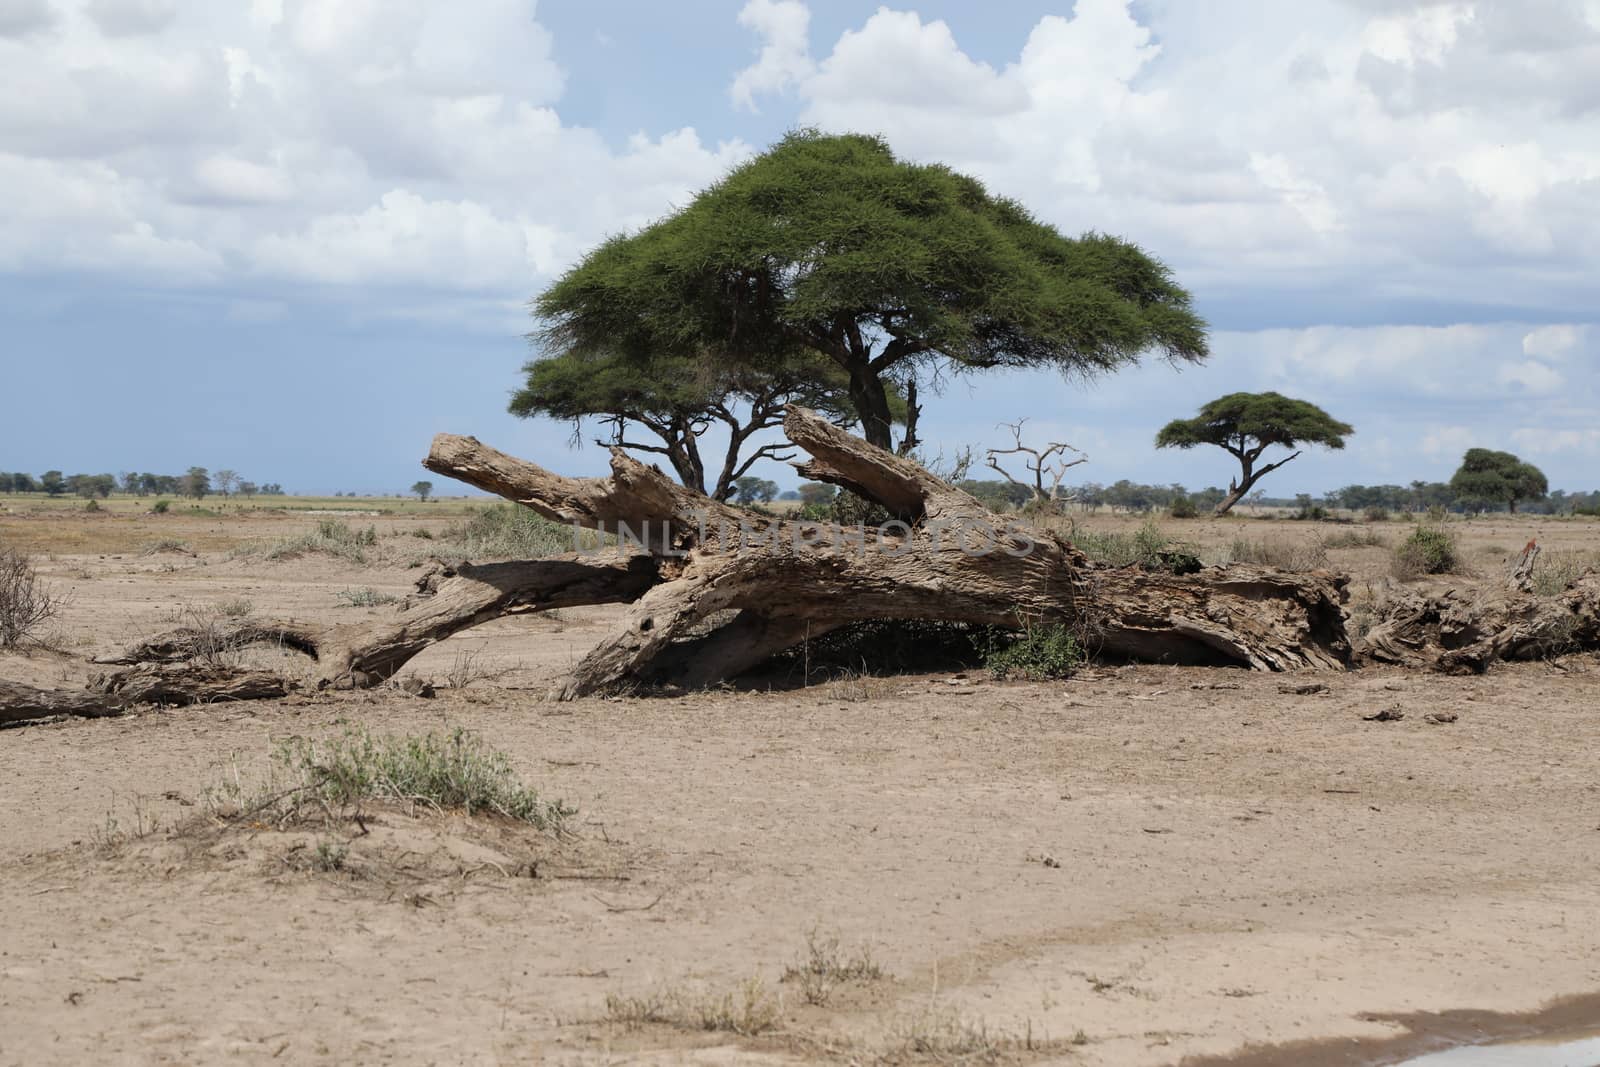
[411,480,433,502]
[181,467,210,499]
[1449,449,1547,513]
[238,481,258,498]
[733,476,779,505]
[214,470,238,497]
[40,471,65,496]
[1156,392,1353,516]
[798,482,837,506]
[533,130,1208,454]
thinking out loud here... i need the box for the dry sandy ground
[3,508,1600,1066]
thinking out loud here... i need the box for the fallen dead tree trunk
[13,413,1598,726]
[1362,572,1600,673]
[423,412,1354,698]
[1,667,291,726]
[0,680,127,725]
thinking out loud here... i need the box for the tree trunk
[846,366,896,452]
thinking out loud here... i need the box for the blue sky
[2,0,1598,496]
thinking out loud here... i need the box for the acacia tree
[510,348,880,501]
[411,480,433,502]
[1449,448,1547,513]
[1156,393,1353,516]
[533,130,1207,454]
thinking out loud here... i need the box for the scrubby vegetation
[0,548,64,649]
[1394,525,1461,578]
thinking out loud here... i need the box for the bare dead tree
[985,420,1089,508]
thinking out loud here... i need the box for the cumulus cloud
[730,0,813,111]
[729,0,1600,318]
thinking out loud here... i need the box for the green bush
[151,499,171,514]
[1394,525,1459,577]
[984,623,1083,680]
[215,727,574,831]
[1363,506,1390,522]
[1168,496,1198,519]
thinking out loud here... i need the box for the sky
[2,0,1598,497]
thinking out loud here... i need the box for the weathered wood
[0,680,127,725]
[92,664,292,704]
[417,410,1352,699]
[1363,572,1600,673]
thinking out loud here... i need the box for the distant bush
[985,622,1084,681]
[1532,550,1600,597]
[337,587,399,608]
[151,499,170,514]
[234,518,380,564]
[1320,528,1387,550]
[1575,504,1600,518]
[1394,526,1460,578]
[1363,506,1390,522]
[1168,496,1198,519]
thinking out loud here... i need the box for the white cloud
[1495,359,1564,394]
[85,0,177,37]
[0,0,55,38]
[730,0,813,111]
[1421,425,1474,457]
[1509,428,1600,456]
[1523,324,1584,359]
[193,154,293,204]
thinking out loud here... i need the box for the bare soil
[3,508,1599,1065]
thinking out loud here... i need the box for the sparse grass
[782,927,886,1005]
[336,587,399,608]
[883,1004,1055,1064]
[1532,549,1600,597]
[439,504,590,558]
[0,547,67,649]
[215,596,254,618]
[1320,528,1388,550]
[1393,525,1461,579]
[602,978,780,1036]
[207,727,574,832]
[1070,519,1201,574]
[163,603,248,669]
[139,537,192,556]
[1226,535,1331,571]
[984,622,1083,681]
[233,518,379,564]
[312,839,348,872]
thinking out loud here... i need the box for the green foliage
[220,728,574,831]
[337,588,399,608]
[1394,525,1460,577]
[534,130,1206,448]
[797,481,837,506]
[1168,495,1198,518]
[1449,448,1548,512]
[733,476,779,505]
[1156,392,1353,453]
[984,622,1084,680]
[239,518,380,564]
[410,480,433,502]
[1156,392,1352,515]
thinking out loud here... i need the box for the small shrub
[83,499,101,513]
[336,587,399,608]
[140,537,192,556]
[985,622,1083,680]
[411,528,434,540]
[782,928,886,1006]
[238,518,378,564]
[1168,496,1198,519]
[1363,506,1390,522]
[212,727,573,831]
[312,839,348,872]
[151,499,171,514]
[0,548,66,649]
[1073,519,1190,571]
[602,979,780,1036]
[216,597,254,618]
[1394,526,1459,578]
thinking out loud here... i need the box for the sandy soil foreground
[2,509,1599,1065]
